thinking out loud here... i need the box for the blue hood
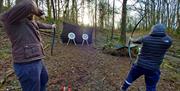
[150,24,166,37]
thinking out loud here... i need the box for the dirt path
[45,43,140,91]
[43,41,179,91]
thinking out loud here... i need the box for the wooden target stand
[67,32,77,45]
[66,32,89,46]
[81,34,89,46]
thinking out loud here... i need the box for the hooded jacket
[133,24,172,71]
[0,0,53,63]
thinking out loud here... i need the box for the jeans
[13,59,48,91]
[121,65,160,91]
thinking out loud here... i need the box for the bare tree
[177,0,180,32]
[0,0,3,13]
[121,0,127,44]
[71,0,78,23]
[94,0,97,43]
[98,1,106,29]
[63,0,70,22]
[46,0,51,21]
[111,0,115,39]
[7,0,11,8]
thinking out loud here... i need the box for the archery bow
[51,0,56,55]
[128,15,146,64]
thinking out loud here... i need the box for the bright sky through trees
[82,0,137,25]
[3,0,138,26]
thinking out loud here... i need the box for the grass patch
[0,30,11,60]
[162,59,180,81]
[0,49,10,60]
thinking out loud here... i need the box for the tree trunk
[156,0,161,23]
[145,0,149,30]
[108,0,110,25]
[94,0,97,44]
[0,0,3,13]
[120,0,127,44]
[71,0,77,23]
[16,0,21,4]
[63,0,69,22]
[166,0,170,28]
[171,1,176,29]
[151,0,156,25]
[81,0,85,24]
[7,0,11,8]
[46,0,52,21]
[177,0,180,32]
[57,0,60,20]
[99,1,105,30]
[75,0,78,24]
[55,0,58,20]
[161,0,166,24]
[111,0,115,39]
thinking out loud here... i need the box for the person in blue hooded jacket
[120,24,173,91]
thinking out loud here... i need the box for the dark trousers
[13,59,48,91]
[121,65,160,91]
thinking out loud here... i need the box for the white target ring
[82,34,88,40]
[68,32,76,39]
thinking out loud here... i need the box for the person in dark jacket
[0,0,56,91]
[120,24,172,91]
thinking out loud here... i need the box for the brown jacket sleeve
[36,21,53,29]
[3,0,43,24]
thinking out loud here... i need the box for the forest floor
[0,29,180,91]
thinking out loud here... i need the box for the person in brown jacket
[0,0,56,91]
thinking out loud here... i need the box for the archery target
[82,34,88,40]
[68,32,76,39]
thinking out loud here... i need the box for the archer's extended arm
[2,0,43,24]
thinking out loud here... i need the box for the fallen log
[102,46,138,57]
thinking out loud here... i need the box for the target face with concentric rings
[68,32,76,39]
[82,34,88,40]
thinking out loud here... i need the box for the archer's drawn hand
[129,37,133,41]
[52,24,56,29]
